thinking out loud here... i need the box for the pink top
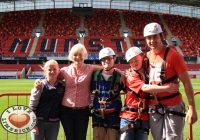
[60,63,93,107]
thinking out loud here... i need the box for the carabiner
[138,98,145,109]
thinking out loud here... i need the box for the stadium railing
[0,92,195,140]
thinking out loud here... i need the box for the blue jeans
[120,118,149,140]
[31,121,60,140]
[60,105,90,140]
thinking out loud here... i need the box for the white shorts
[149,102,186,140]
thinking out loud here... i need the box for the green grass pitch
[0,79,200,140]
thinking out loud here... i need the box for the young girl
[119,47,179,140]
[29,59,65,140]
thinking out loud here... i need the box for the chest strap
[121,106,148,113]
[157,75,178,86]
[148,47,178,86]
[95,70,119,102]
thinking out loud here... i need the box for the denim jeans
[60,105,90,140]
[120,118,149,140]
[31,121,60,140]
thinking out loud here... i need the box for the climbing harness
[148,47,185,117]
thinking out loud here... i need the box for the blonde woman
[34,43,124,140]
[59,43,104,140]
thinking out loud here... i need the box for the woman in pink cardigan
[34,43,124,140]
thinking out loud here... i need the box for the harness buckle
[137,108,143,119]
[138,98,145,109]
[148,108,156,114]
[98,100,107,109]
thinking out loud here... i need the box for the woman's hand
[32,126,39,135]
[124,68,132,78]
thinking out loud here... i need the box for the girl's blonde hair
[39,59,59,75]
[68,43,88,61]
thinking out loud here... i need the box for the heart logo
[8,114,30,128]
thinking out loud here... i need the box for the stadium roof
[144,0,200,7]
[0,0,200,7]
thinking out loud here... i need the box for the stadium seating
[43,9,80,36]
[84,9,121,36]
[162,14,200,56]
[0,10,42,57]
[0,8,199,58]
[1,36,34,57]
[122,10,167,38]
[0,10,42,37]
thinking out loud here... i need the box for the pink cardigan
[60,63,93,107]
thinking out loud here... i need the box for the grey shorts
[149,102,186,140]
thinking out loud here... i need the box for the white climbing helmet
[125,47,143,62]
[143,22,163,37]
[99,47,115,60]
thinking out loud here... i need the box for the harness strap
[99,108,105,119]
[166,110,186,117]
[148,47,178,86]
[95,69,118,102]
[157,74,178,86]
[92,123,120,130]
[93,109,120,118]
[160,47,170,83]
[143,55,150,84]
[119,120,149,134]
[149,105,186,117]
[126,87,140,98]
[121,106,148,113]
[149,92,180,101]
[120,123,134,134]
[126,88,149,99]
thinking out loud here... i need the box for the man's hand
[185,106,198,125]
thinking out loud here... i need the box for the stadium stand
[43,9,80,36]
[1,8,199,58]
[0,64,27,79]
[84,9,121,36]
[0,10,42,57]
[122,10,167,37]
[84,36,127,56]
[0,1,200,139]
[1,36,34,57]
[162,14,200,56]
[33,36,80,57]
[0,5,199,73]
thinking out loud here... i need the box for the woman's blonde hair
[68,43,88,61]
[39,59,59,76]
